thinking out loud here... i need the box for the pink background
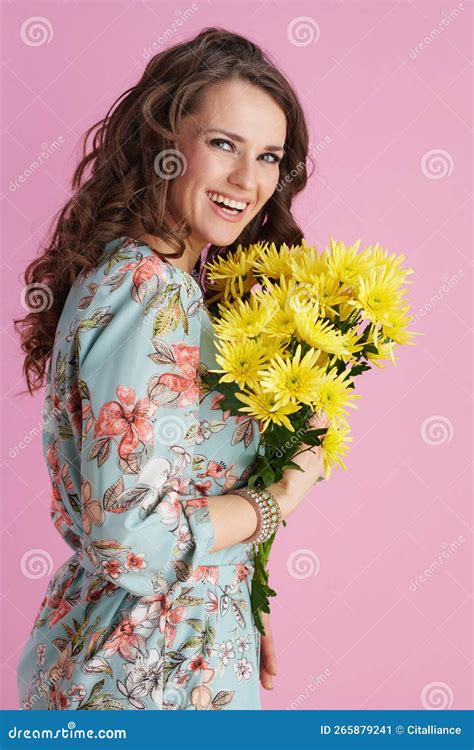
[1,0,472,711]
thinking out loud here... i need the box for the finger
[261,637,278,676]
[308,409,329,429]
[260,666,274,690]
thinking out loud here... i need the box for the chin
[201,228,242,248]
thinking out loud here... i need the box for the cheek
[258,171,280,204]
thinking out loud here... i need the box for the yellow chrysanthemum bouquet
[201,238,417,634]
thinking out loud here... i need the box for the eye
[209,138,281,165]
[261,152,282,165]
[209,138,234,153]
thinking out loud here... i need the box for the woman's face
[164,79,287,254]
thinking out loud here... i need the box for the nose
[227,153,257,193]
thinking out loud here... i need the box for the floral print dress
[17,236,263,711]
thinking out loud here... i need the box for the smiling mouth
[206,191,250,216]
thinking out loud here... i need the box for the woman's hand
[276,410,331,519]
[259,611,278,690]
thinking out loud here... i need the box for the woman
[14,27,327,710]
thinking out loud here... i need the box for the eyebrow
[202,128,286,153]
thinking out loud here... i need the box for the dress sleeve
[77,254,215,597]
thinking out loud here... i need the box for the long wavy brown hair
[14,26,313,397]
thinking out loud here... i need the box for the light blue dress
[17,236,263,710]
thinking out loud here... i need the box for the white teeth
[207,192,247,210]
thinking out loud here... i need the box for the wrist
[268,479,299,520]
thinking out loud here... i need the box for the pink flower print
[56,691,71,710]
[132,255,169,288]
[102,559,124,580]
[193,479,212,496]
[48,643,75,685]
[94,385,157,460]
[184,497,209,517]
[190,566,219,586]
[158,490,182,527]
[47,598,72,627]
[158,592,188,649]
[234,564,249,584]
[46,573,75,626]
[188,655,209,674]
[67,683,86,702]
[124,552,147,572]
[157,344,200,407]
[102,610,147,660]
[174,668,190,687]
[176,525,193,551]
[36,644,46,667]
[197,460,226,479]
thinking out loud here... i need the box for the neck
[127,220,204,275]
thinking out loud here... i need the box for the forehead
[187,79,287,146]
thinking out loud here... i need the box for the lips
[206,192,251,223]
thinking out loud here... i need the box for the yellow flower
[321,419,353,480]
[289,244,327,282]
[210,338,270,391]
[234,388,301,432]
[346,265,406,345]
[295,309,353,357]
[360,243,414,287]
[310,370,361,421]
[205,243,259,301]
[213,294,278,340]
[258,344,323,406]
[252,241,304,279]
[322,237,368,287]
[382,305,419,347]
[261,302,298,345]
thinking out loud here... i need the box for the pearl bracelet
[231,486,282,544]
